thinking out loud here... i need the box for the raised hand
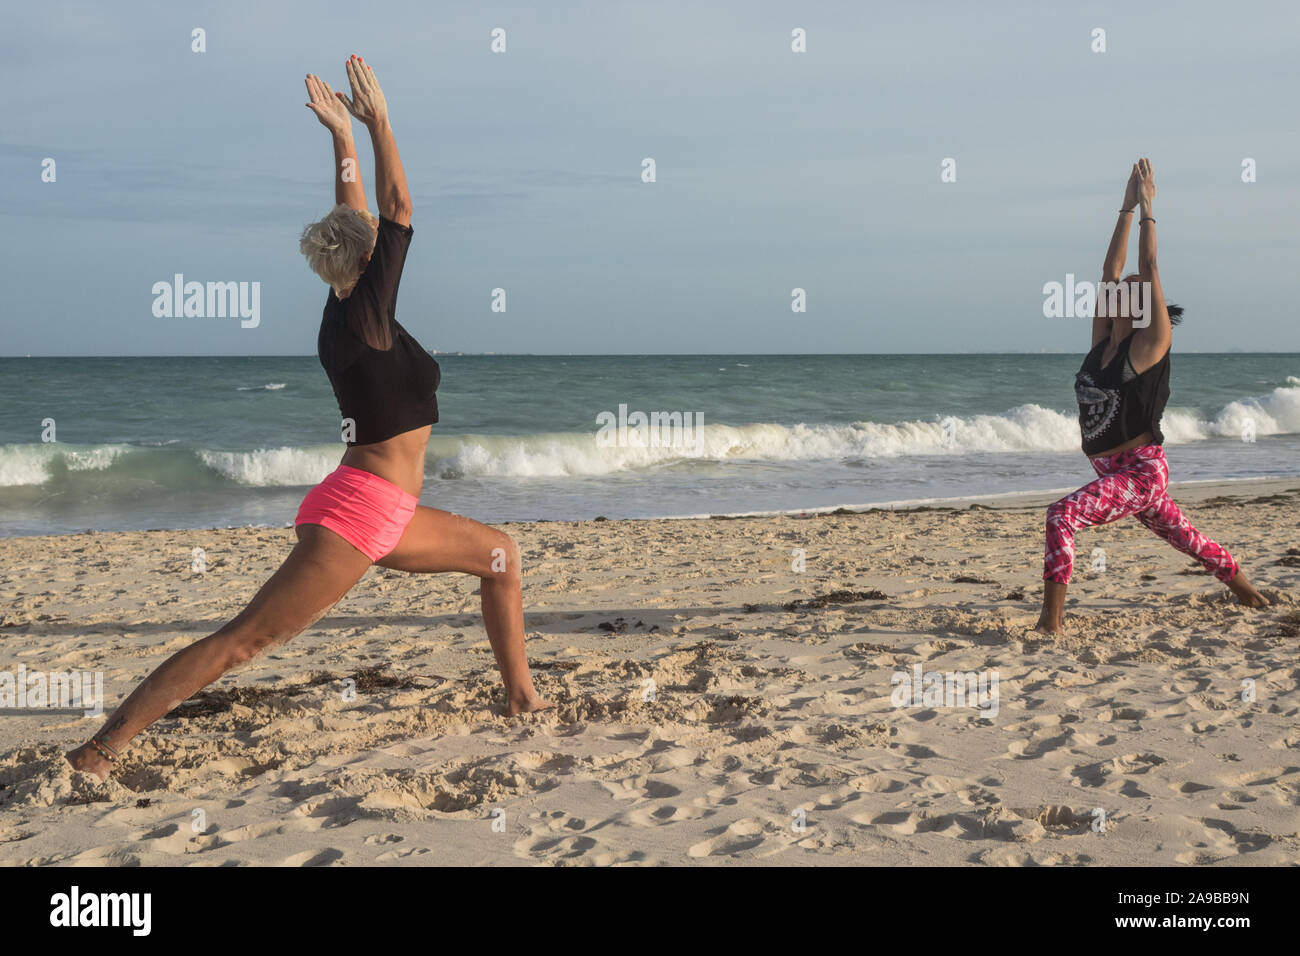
[304,73,352,135]
[1136,157,1156,209]
[339,55,389,130]
[1121,162,1140,212]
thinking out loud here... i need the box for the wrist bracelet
[1140,216,1155,224]
[1119,209,1134,214]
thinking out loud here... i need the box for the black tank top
[317,216,440,446]
[1074,333,1170,456]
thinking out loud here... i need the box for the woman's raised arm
[1094,164,1140,346]
[340,55,411,226]
[1131,158,1172,367]
[305,73,366,212]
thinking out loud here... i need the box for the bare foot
[65,743,112,783]
[1227,570,1269,608]
[507,692,555,716]
[1035,580,1067,633]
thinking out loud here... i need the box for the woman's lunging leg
[1043,465,1159,585]
[1135,494,1238,582]
[1135,493,1268,606]
[377,506,550,714]
[67,525,374,780]
[1037,453,1165,632]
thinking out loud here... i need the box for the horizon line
[3,350,1299,360]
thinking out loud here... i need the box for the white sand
[1,479,1297,866]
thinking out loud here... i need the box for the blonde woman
[68,56,550,781]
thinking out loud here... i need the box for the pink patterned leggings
[1043,444,1239,585]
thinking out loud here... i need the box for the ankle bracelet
[89,737,120,763]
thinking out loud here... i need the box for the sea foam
[0,378,1296,488]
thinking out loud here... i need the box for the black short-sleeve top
[316,216,440,445]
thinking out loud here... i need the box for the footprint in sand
[1007,730,1076,759]
[281,847,346,866]
[627,802,711,826]
[1173,817,1273,864]
[687,817,785,858]
[856,808,1018,841]
[513,813,648,865]
[1069,756,1157,797]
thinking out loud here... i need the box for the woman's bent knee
[1046,499,1072,528]
[486,530,522,583]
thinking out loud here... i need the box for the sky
[2,0,1298,355]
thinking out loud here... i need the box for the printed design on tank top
[1075,350,1138,444]
[1074,370,1119,443]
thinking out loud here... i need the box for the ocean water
[1,354,1297,536]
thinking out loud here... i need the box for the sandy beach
[1,479,1297,867]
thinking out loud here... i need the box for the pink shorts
[295,465,419,562]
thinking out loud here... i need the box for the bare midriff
[340,424,432,497]
[1088,430,1153,460]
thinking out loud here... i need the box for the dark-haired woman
[1035,159,1268,633]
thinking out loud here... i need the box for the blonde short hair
[299,204,379,295]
